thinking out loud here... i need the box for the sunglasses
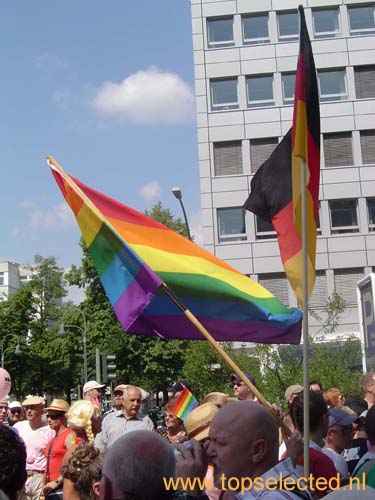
[113,391,124,397]
[331,425,353,435]
[10,409,22,414]
[232,381,244,387]
[46,413,63,420]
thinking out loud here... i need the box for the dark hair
[365,406,375,444]
[290,391,328,434]
[62,444,103,500]
[0,426,27,500]
[309,380,322,391]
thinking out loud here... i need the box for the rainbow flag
[171,387,199,420]
[48,157,302,344]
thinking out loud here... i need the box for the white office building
[190,0,375,338]
[0,261,34,301]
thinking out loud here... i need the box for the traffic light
[101,354,116,382]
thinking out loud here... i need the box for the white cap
[83,381,105,394]
[8,401,22,409]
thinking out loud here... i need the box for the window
[207,17,235,48]
[312,8,341,39]
[258,273,289,306]
[210,78,239,111]
[277,11,299,42]
[0,272,4,286]
[309,271,328,309]
[361,130,375,165]
[348,5,375,36]
[242,14,270,45]
[334,268,364,305]
[329,199,359,234]
[318,70,347,102]
[250,137,278,173]
[354,66,375,99]
[367,198,375,231]
[217,208,246,243]
[323,133,353,167]
[282,73,296,104]
[255,216,276,240]
[246,75,274,108]
[213,141,243,176]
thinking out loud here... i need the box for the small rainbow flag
[172,387,199,421]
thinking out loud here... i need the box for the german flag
[244,6,320,307]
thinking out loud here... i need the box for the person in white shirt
[323,407,356,479]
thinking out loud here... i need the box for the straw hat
[184,403,219,442]
[22,396,44,406]
[45,399,70,413]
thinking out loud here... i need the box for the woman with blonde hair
[67,400,102,445]
[323,387,345,409]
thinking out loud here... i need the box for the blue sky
[1,1,200,271]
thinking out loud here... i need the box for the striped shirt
[94,410,154,449]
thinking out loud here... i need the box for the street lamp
[58,309,87,383]
[171,186,192,241]
[1,334,22,368]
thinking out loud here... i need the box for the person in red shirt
[290,391,338,498]
[43,399,76,498]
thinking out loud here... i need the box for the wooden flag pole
[161,282,292,436]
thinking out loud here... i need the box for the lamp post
[1,334,22,368]
[171,186,192,241]
[59,309,87,383]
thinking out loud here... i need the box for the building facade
[0,261,34,301]
[190,0,375,337]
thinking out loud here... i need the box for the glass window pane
[318,70,346,102]
[207,17,234,47]
[210,79,238,111]
[242,14,270,44]
[282,73,296,103]
[277,12,299,41]
[367,198,375,228]
[247,76,274,107]
[348,6,375,35]
[313,8,340,38]
[218,208,246,242]
[330,200,358,228]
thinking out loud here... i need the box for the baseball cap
[83,381,105,394]
[167,380,192,394]
[285,384,303,401]
[8,401,22,409]
[230,371,256,386]
[329,407,357,427]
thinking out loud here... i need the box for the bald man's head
[208,401,279,481]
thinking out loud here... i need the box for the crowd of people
[0,371,375,500]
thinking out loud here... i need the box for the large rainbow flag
[48,157,302,344]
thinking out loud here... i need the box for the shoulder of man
[142,415,155,430]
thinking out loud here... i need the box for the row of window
[207,4,375,48]
[259,268,364,307]
[210,65,375,111]
[217,198,375,243]
[213,129,375,176]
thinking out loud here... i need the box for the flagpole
[301,158,310,477]
[161,282,292,436]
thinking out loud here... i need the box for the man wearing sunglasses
[7,400,23,426]
[230,371,257,401]
[323,407,356,480]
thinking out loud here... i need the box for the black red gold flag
[244,6,320,307]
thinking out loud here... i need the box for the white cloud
[139,181,161,201]
[91,67,195,124]
[30,202,75,230]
